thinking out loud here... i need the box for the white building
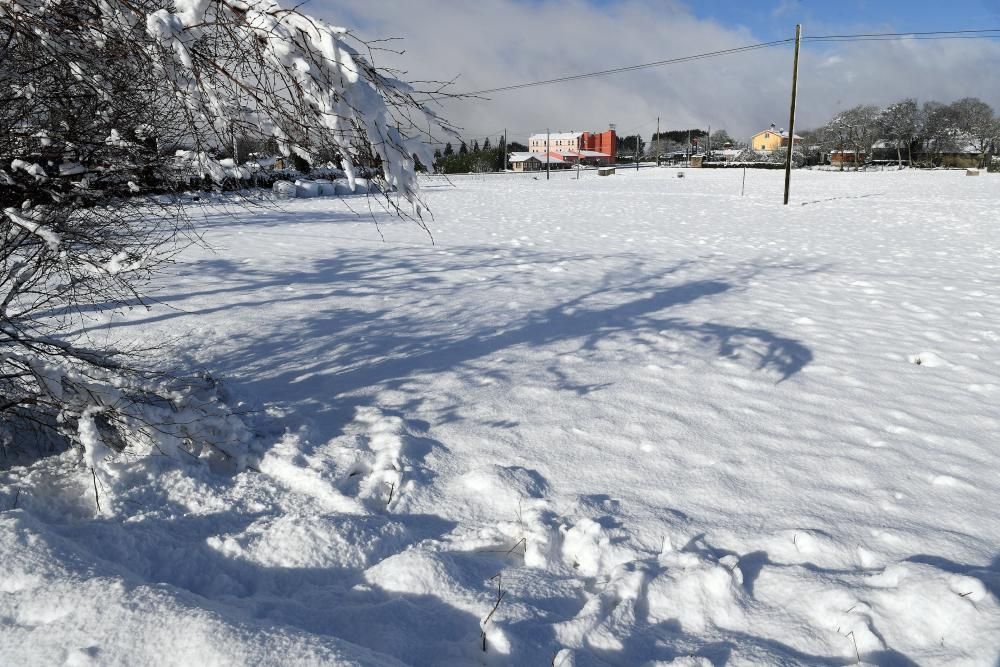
[528,132,584,154]
[523,129,616,166]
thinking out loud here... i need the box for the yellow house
[750,124,801,151]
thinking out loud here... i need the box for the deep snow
[3,168,1000,665]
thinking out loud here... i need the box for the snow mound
[272,180,296,198]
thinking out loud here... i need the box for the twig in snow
[489,571,502,598]
[480,590,506,651]
[11,488,20,509]
[845,630,861,663]
[91,468,102,513]
[480,572,507,652]
[506,537,527,556]
[386,481,395,506]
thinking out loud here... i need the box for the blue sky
[627,0,1000,40]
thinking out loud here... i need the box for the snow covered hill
[3,168,1000,665]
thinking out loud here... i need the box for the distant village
[432,97,1000,174]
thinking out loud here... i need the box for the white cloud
[772,0,799,19]
[313,0,1000,143]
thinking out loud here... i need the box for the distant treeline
[432,137,527,173]
[799,97,999,169]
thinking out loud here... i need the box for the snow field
[2,168,1000,665]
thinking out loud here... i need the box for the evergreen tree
[497,136,507,171]
[459,141,468,155]
[483,137,491,151]
[472,140,480,152]
[444,142,454,156]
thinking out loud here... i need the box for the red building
[580,130,616,159]
[526,128,617,166]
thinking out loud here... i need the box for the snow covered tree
[878,99,919,168]
[950,97,999,168]
[920,101,960,162]
[822,114,852,170]
[0,0,452,476]
[708,129,735,150]
[824,105,879,170]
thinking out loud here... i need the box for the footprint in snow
[338,406,437,512]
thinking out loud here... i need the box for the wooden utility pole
[546,128,550,180]
[783,24,802,205]
[655,117,661,167]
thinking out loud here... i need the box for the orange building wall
[581,130,616,156]
[580,130,616,164]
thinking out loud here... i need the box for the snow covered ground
[3,168,1000,666]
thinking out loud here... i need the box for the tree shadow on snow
[112,247,817,442]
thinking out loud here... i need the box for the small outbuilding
[508,152,570,172]
[830,150,866,167]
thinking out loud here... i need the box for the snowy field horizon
[3,168,1000,665]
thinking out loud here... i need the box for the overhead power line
[463,39,794,96]
[454,29,1000,97]
[805,28,1000,40]
[805,34,1000,42]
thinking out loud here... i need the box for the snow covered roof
[509,151,566,163]
[920,136,981,154]
[752,127,802,140]
[528,132,583,142]
[577,150,610,157]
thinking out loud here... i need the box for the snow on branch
[4,207,61,251]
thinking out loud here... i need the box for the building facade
[509,152,571,172]
[750,124,801,152]
[526,128,616,166]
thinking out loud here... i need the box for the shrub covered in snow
[0,0,451,475]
